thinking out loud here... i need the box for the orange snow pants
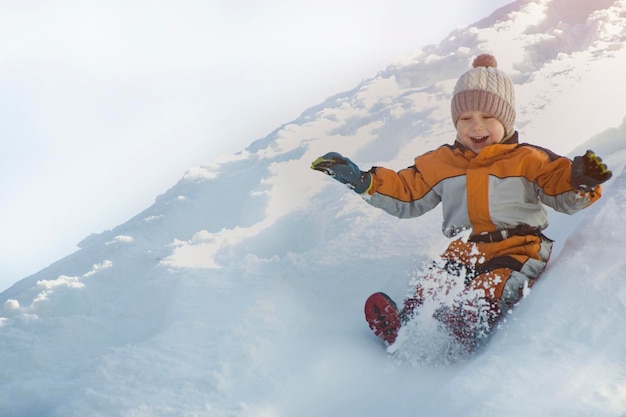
[406,234,553,351]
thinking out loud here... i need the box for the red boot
[364,292,401,344]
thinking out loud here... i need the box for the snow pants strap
[468,225,545,243]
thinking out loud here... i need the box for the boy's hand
[311,152,372,194]
[571,150,612,192]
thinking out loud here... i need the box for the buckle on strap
[469,226,543,243]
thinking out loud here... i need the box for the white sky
[0,0,513,291]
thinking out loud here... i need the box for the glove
[311,152,372,194]
[571,150,612,192]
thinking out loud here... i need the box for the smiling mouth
[471,135,489,144]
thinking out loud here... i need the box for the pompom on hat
[451,54,516,136]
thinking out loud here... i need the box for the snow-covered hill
[2,0,626,416]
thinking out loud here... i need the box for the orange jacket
[366,132,601,238]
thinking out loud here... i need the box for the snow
[2,1,626,416]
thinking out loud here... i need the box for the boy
[311,54,612,353]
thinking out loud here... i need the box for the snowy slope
[2,0,626,416]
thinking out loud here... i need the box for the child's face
[455,111,506,154]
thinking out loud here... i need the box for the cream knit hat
[451,54,516,136]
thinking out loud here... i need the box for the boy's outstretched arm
[571,150,613,192]
[311,152,373,194]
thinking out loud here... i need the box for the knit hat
[451,54,516,136]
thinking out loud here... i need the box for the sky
[0,0,514,291]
